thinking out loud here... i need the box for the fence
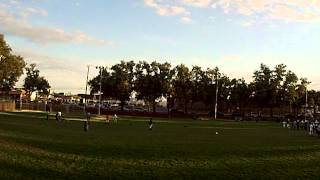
[19,103,85,114]
[0,100,15,111]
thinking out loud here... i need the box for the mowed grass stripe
[0,112,320,179]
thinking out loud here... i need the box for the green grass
[0,111,320,179]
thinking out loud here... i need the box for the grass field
[0,111,320,179]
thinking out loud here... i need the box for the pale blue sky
[1,0,319,93]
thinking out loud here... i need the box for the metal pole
[98,67,102,115]
[84,65,90,113]
[20,93,22,111]
[214,76,218,120]
[305,86,307,121]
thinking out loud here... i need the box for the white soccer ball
[216,132,219,135]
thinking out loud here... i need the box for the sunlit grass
[0,112,320,179]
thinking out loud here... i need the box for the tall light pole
[213,67,220,120]
[305,85,308,121]
[84,65,90,113]
[211,68,219,120]
[96,66,103,115]
[214,75,219,120]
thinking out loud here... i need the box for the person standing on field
[309,123,314,136]
[46,111,49,121]
[282,120,287,128]
[55,112,59,122]
[58,111,62,122]
[45,104,50,120]
[86,112,91,121]
[149,118,153,130]
[113,114,118,123]
[84,112,90,132]
[106,115,110,125]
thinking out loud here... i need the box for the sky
[0,0,320,94]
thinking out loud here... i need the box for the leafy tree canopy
[0,34,26,92]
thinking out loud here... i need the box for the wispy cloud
[180,16,193,24]
[0,2,112,46]
[180,0,212,7]
[24,7,48,17]
[144,0,193,23]
[241,21,254,27]
[213,0,320,23]
[144,0,190,16]
[144,0,320,24]
[13,48,112,93]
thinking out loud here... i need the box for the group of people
[46,110,155,132]
[105,114,118,124]
[84,113,120,132]
[282,118,320,136]
[45,109,63,122]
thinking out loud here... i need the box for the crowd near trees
[89,61,320,116]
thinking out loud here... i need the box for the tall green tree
[252,64,273,111]
[296,78,311,112]
[229,78,251,112]
[111,61,135,110]
[172,64,192,113]
[24,64,51,100]
[89,61,135,111]
[270,64,287,115]
[0,34,26,93]
[204,67,220,114]
[190,66,207,108]
[217,74,232,112]
[134,61,173,113]
[157,62,174,114]
[307,90,320,113]
[134,61,154,112]
[283,70,298,113]
[88,67,113,99]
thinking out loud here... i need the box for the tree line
[1,34,319,116]
[89,61,320,116]
[0,35,50,100]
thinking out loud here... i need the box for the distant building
[0,88,27,102]
[0,89,27,111]
[61,95,81,104]
[49,93,81,104]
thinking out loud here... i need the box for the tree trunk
[270,106,273,118]
[190,101,194,112]
[167,96,170,118]
[120,101,125,111]
[279,104,282,116]
[184,100,188,114]
[289,103,292,113]
[152,100,156,113]
[27,92,31,103]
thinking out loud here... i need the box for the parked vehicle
[248,112,259,118]
[123,105,134,112]
[86,104,95,108]
[208,110,224,117]
[170,109,184,114]
[232,111,244,121]
[133,107,147,112]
